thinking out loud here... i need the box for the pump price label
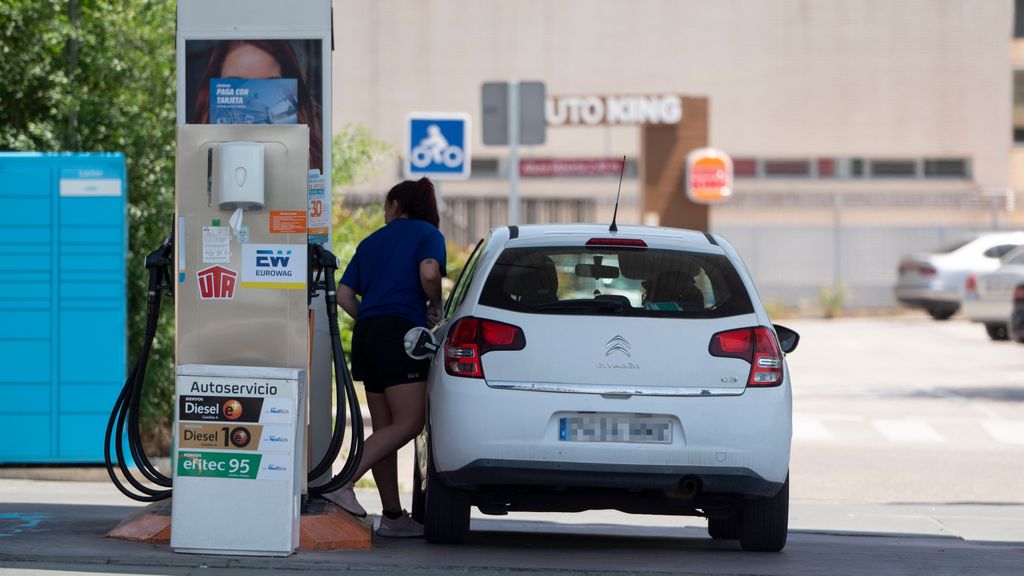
[178,451,261,480]
[177,451,292,481]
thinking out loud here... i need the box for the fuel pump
[105,125,365,555]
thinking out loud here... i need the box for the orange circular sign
[687,149,733,204]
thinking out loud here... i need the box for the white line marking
[982,420,1024,445]
[793,417,835,442]
[872,419,945,443]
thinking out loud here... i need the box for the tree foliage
[1,0,177,448]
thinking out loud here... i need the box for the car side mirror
[774,324,799,354]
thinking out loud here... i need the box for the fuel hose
[105,236,364,501]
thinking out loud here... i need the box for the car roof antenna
[609,155,626,233]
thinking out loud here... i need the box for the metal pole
[507,81,520,225]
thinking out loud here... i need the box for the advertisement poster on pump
[183,38,329,244]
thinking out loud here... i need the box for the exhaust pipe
[679,476,702,497]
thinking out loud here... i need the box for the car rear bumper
[962,297,1011,324]
[428,373,792,486]
[439,459,785,498]
[894,287,960,308]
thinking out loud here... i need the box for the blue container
[0,153,127,464]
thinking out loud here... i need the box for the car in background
[1009,283,1024,343]
[415,224,798,552]
[894,232,1024,320]
[963,245,1024,340]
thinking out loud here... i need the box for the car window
[479,246,754,318]
[984,244,1019,259]
[444,237,485,319]
[1004,247,1024,266]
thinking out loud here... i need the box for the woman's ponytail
[386,177,440,228]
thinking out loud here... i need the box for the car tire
[927,307,956,321]
[985,323,1009,341]
[739,475,789,552]
[708,512,743,540]
[411,440,425,524]
[424,445,471,544]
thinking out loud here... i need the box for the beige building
[331,0,1018,308]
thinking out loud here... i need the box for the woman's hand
[426,302,444,328]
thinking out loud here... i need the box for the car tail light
[965,274,977,294]
[709,326,784,387]
[899,262,936,277]
[586,238,648,248]
[444,317,526,378]
[1014,284,1024,303]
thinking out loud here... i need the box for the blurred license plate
[559,413,672,443]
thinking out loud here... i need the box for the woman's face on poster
[221,43,281,79]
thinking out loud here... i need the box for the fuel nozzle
[144,232,174,304]
[308,242,340,306]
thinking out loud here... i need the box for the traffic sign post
[404,113,471,181]
[481,81,546,225]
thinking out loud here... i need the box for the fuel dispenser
[105,124,364,556]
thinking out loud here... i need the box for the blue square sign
[405,113,471,180]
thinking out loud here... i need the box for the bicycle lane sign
[404,112,472,180]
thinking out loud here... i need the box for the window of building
[817,158,836,178]
[1015,70,1024,145]
[850,158,865,177]
[763,159,810,177]
[470,158,500,178]
[869,159,917,178]
[923,158,970,179]
[1016,0,1024,38]
[733,158,757,177]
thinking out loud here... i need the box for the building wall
[332,0,1012,193]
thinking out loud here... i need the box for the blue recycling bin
[0,153,127,464]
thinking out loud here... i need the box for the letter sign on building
[686,148,733,205]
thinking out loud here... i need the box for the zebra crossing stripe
[871,420,945,443]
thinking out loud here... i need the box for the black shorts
[350,315,430,393]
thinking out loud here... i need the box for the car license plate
[558,413,672,443]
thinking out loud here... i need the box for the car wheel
[985,323,1009,341]
[739,475,789,552]
[708,511,743,540]
[411,440,425,523]
[424,444,471,544]
[927,307,956,321]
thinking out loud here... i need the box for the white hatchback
[413,224,798,552]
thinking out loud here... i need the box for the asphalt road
[2,315,1023,575]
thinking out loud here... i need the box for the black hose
[105,237,364,502]
[103,235,174,501]
[306,244,364,495]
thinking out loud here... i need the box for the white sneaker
[321,483,367,518]
[376,510,424,538]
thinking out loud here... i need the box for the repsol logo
[178,396,264,423]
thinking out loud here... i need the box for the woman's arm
[420,258,443,325]
[338,284,360,320]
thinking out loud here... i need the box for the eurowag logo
[255,249,293,277]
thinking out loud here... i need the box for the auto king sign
[686,148,733,204]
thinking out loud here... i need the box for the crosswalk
[792,414,1024,447]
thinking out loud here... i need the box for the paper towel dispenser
[217,141,265,211]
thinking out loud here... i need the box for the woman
[189,39,323,172]
[325,178,445,538]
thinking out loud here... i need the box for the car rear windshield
[479,246,755,318]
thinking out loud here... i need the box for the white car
[894,232,1024,320]
[414,224,798,552]
[963,245,1024,340]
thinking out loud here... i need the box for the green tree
[0,1,177,449]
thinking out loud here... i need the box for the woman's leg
[365,391,400,513]
[354,381,427,509]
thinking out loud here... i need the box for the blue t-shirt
[340,218,447,326]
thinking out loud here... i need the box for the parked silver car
[894,232,1024,320]
[963,245,1024,340]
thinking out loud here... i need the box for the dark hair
[190,40,323,171]
[387,178,440,228]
